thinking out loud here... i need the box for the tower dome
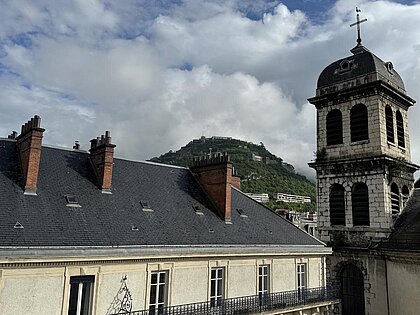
[316,45,406,96]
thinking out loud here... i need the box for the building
[0,116,337,315]
[244,193,270,203]
[277,193,312,204]
[309,16,420,315]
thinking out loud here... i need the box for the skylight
[66,195,81,207]
[193,205,204,215]
[141,200,153,212]
[237,208,248,218]
[14,221,24,229]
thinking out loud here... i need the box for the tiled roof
[379,188,420,251]
[0,139,323,248]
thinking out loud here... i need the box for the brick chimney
[89,131,116,193]
[190,153,235,223]
[15,115,45,195]
[231,166,241,191]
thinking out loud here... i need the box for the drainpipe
[384,258,390,315]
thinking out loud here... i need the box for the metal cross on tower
[350,7,367,45]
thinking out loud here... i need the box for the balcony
[113,286,340,315]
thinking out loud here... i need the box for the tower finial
[350,7,367,46]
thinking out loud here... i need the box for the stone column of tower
[308,44,419,247]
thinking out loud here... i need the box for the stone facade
[0,248,333,315]
[309,43,419,315]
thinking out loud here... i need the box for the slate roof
[317,45,405,93]
[0,139,323,248]
[379,188,420,251]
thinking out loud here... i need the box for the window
[297,263,307,300]
[402,185,410,208]
[385,105,394,143]
[149,271,168,314]
[352,183,370,226]
[66,195,81,207]
[193,205,204,215]
[350,104,369,142]
[141,200,153,212]
[326,109,343,145]
[391,183,400,218]
[330,184,346,226]
[258,265,270,296]
[396,110,405,148]
[210,268,224,307]
[68,276,94,315]
[237,208,248,218]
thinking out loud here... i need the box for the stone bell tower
[308,21,418,247]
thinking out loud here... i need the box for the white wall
[0,255,325,315]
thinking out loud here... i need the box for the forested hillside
[149,136,315,211]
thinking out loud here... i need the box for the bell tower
[308,18,418,246]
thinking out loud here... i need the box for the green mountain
[149,136,315,211]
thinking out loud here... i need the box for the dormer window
[66,195,81,207]
[193,205,204,215]
[141,200,153,212]
[237,208,248,218]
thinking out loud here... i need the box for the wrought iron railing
[112,286,340,315]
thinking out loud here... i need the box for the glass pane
[264,276,269,292]
[68,283,79,315]
[211,269,216,279]
[151,273,158,284]
[210,280,216,296]
[159,272,166,284]
[158,284,165,303]
[217,279,223,298]
[150,285,157,304]
[81,282,92,315]
[217,269,222,278]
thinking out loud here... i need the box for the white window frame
[210,267,225,307]
[68,276,94,315]
[149,270,168,314]
[297,263,307,299]
[258,265,270,295]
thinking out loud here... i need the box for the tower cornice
[308,80,415,110]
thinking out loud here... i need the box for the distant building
[276,193,311,203]
[249,152,263,162]
[245,193,269,203]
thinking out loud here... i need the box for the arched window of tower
[396,110,405,148]
[330,184,345,226]
[390,183,400,219]
[326,109,343,146]
[402,185,410,208]
[350,104,369,142]
[352,183,370,226]
[385,105,394,143]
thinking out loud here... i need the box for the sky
[0,0,420,180]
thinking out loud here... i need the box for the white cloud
[0,0,420,181]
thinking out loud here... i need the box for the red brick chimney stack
[89,131,116,193]
[231,166,241,191]
[190,152,237,223]
[15,115,45,195]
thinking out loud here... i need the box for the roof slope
[0,139,323,247]
[380,188,420,251]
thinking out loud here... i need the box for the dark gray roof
[0,139,323,247]
[379,189,420,251]
[317,45,405,92]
